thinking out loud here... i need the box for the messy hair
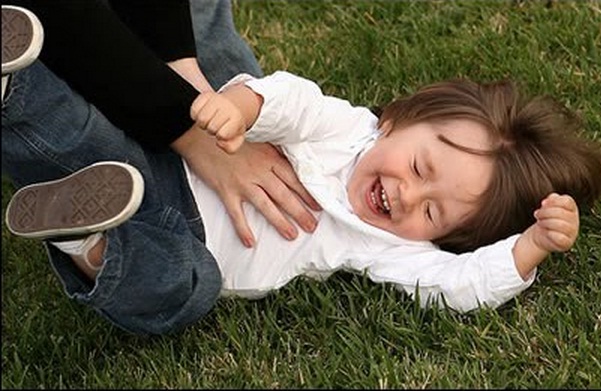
[377,79,601,253]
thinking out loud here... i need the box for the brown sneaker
[2,5,44,75]
[5,162,144,240]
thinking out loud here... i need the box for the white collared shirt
[183,71,535,312]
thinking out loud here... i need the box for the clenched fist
[190,91,246,154]
[530,193,579,253]
[513,193,580,280]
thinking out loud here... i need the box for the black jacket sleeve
[108,0,197,62]
[13,0,200,151]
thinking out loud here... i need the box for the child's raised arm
[363,192,581,312]
[512,193,580,280]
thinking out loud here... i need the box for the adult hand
[171,128,321,247]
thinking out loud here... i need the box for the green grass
[2,0,601,389]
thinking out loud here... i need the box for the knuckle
[251,193,273,213]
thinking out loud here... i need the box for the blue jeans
[190,0,263,89]
[1,62,222,335]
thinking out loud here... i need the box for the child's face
[347,118,494,241]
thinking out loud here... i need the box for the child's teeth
[381,188,390,212]
[370,181,390,214]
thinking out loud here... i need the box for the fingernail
[285,228,298,240]
[243,237,254,248]
[302,219,317,233]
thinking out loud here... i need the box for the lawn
[2,0,600,389]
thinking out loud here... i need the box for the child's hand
[530,193,580,253]
[513,193,579,280]
[190,91,246,154]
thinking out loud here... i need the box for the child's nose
[398,182,422,212]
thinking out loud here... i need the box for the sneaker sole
[5,162,145,240]
[2,6,44,75]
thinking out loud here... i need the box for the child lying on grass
[185,70,601,298]
[5,63,601,335]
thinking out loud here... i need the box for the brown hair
[378,79,601,253]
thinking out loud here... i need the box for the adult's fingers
[245,182,300,240]
[261,165,319,234]
[271,158,321,212]
[220,192,256,248]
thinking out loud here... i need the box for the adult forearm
[108,0,197,62]
[14,0,199,151]
[168,58,213,93]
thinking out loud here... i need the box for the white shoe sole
[2,5,44,75]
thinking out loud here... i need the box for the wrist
[167,58,213,93]
[512,227,549,281]
[171,125,209,159]
[220,85,263,130]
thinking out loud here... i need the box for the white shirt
[184,71,535,312]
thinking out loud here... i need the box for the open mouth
[369,178,391,215]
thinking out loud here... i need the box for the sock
[50,232,105,271]
[2,74,10,102]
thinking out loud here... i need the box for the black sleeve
[108,0,197,62]
[13,0,199,151]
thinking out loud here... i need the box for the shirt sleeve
[108,0,197,62]
[13,0,199,151]
[220,71,376,145]
[364,234,536,312]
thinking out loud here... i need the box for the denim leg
[189,0,263,89]
[2,62,222,335]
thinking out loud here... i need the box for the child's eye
[413,159,421,178]
[425,203,434,223]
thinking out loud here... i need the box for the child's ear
[378,120,393,136]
